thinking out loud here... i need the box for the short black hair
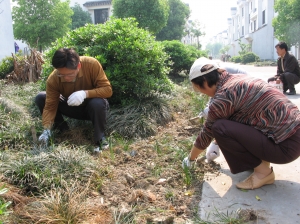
[275,42,288,52]
[52,48,80,69]
[191,64,220,88]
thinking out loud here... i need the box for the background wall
[0,0,15,61]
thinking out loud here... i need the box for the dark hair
[275,42,288,51]
[191,64,220,88]
[52,48,80,69]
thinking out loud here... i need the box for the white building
[227,0,299,61]
[0,0,14,61]
[70,0,112,24]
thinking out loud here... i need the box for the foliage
[0,56,14,79]
[71,3,92,30]
[219,45,231,55]
[106,97,173,138]
[230,56,242,63]
[0,81,41,150]
[238,39,251,55]
[15,181,113,223]
[272,0,300,47]
[0,185,12,220]
[0,147,100,194]
[162,40,207,77]
[112,0,169,34]
[205,42,223,58]
[12,0,73,50]
[156,0,190,41]
[189,20,205,50]
[241,52,259,64]
[42,18,173,105]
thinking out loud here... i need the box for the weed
[15,181,113,224]
[153,140,162,154]
[194,207,248,224]
[1,147,98,194]
[182,166,192,186]
[112,206,136,224]
[0,185,12,221]
[152,165,163,177]
[165,189,174,201]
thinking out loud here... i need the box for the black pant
[212,119,300,174]
[268,72,300,92]
[35,91,109,143]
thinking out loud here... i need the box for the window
[249,1,252,10]
[94,8,109,24]
[233,19,234,26]
[242,26,244,36]
[262,10,266,24]
[242,7,244,17]
[254,20,256,31]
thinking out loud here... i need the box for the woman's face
[192,81,216,97]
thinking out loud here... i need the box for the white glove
[199,107,209,119]
[67,90,86,106]
[206,142,220,162]
[38,129,51,143]
[182,156,195,169]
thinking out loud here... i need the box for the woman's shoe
[236,167,275,190]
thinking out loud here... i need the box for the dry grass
[12,181,113,224]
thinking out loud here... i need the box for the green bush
[0,56,14,79]
[230,55,242,63]
[241,52,260,64]
[42,17,173,105]
[162,40,207,77]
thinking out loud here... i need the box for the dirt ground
[85,112,221,223]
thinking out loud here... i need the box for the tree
[12,0,73,51]
[272,0,300,47]
[205,42,222,58]
[156,0,190,41]
[71,3,92,30]
[112,0,169,34]
[185,20,205,50]
[219,45,230,55]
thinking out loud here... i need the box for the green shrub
[241,52,260,64]
[42,17,173,105]
[230,55,242,63]
[162,40,207,77]
[0,56,14,79]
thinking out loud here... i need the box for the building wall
[227,0,280,61]
[0,0,14,61]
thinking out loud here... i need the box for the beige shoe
[236,167,275,190]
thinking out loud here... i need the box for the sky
[182,0,238,47]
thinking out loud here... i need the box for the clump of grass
[0,146,100,194]
[107,96,173,139]
[194,207,249,224]
[14,181,113,224]
[0,185,12,221]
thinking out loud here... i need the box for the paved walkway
[199,63,300,224]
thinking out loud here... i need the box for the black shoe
[283,91,287,94]
[53,121,70,134]
[287,91,296,95]
[94,137,109,153]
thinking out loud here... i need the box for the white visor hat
[189,57,220,81]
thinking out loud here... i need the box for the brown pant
[212,119,300,174]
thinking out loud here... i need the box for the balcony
[250,8,257,20]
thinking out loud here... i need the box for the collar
[215,71,230,96]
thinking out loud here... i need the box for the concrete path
[199,63,300,224]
